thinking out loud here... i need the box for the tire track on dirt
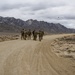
[0,34,75,75]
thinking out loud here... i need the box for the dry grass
[51,34,75,60]
[0,34,19,42]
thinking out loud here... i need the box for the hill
[0,16,75,33]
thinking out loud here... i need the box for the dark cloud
[28,12,35,15]
[63,16,75,20]
[0,0,75,28]
[0,0,66,12]
[30,2,66,11]
[43,15,75,20]
[0,4,21,11]
[0,3,31,11]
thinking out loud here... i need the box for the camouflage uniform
[38,30,42,41]
[24,30,27,40]
[21,29,24,40]
[27,29,32,40]
[41,31,44,40]
[38,30,44,41]
[32,30,37,41]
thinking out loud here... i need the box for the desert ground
[0,34,75,75]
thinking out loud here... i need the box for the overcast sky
[0,0,75,28]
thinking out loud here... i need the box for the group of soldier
[21,29,44,41]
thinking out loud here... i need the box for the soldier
[24,30,27,40]
[41,30,44,40]
[21,29,24,40]
[32,30,37,41]
[27,29,32,40]
[38,30,42,41]
[38,30,44,41]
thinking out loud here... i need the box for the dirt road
[0,34,75,75]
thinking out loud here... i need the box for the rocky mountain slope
[0,16,75,33]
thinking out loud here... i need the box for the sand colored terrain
[51,34,75,60]
[0,34,19,42]
[0,34,75,75]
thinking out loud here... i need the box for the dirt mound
[0,35,19,42]
[51,35,75,60]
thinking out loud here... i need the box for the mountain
[0,16,27,32]
[0,16,75,34]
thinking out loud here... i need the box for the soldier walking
[27,29,32,40]
[24,30,27,40]
[38,30,42,41]
[32,30,37,41]
[38,30,44,41]
[41,31,44,40]
[21,29,24,40]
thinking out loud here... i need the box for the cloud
[0,0,75,28]
[0,3,31,11]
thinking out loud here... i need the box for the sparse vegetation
[51,35,75,60]
[0,34,19,42]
